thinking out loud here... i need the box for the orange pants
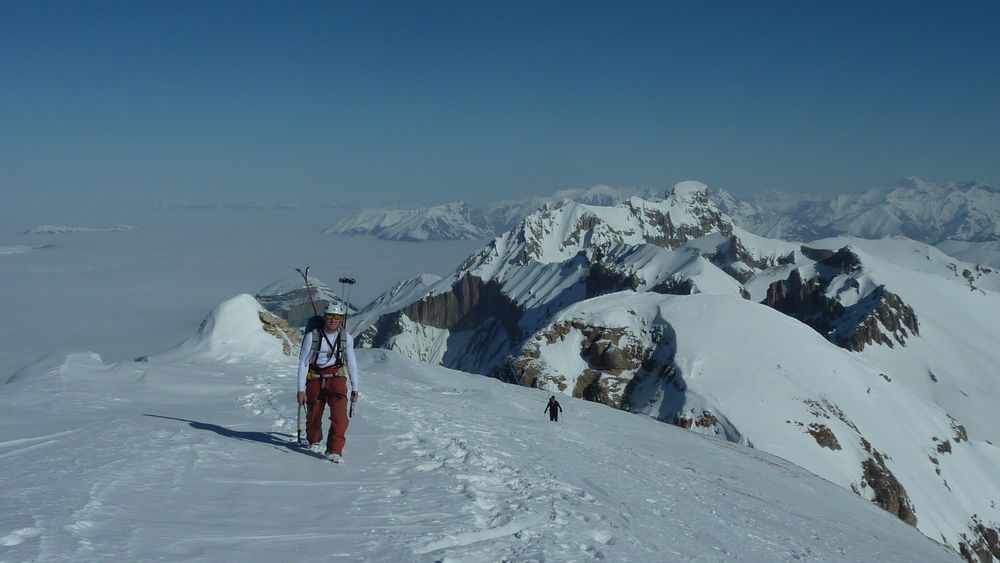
[305,377,350,454]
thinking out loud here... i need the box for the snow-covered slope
[762,237,1000,444]
[0,297,960,562]
[513,291,1000,559]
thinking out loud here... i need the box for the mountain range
[272,181,1000,561]
[326,185,660,242]
[326,178,1000,270]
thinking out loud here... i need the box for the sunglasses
[324,314,345,320]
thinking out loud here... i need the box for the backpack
[305,315,343,367]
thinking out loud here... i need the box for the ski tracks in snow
[356,356,625,561]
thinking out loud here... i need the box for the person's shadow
[143,414,324,458]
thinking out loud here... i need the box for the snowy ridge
[0,297,959,561]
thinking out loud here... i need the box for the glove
[297,391,307,405]
[351,391,359,402]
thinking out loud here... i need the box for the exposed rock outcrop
[258,309,300,356]
[764,248,919,351]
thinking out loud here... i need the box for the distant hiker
[297,302,359,463]
[544,396,563,422]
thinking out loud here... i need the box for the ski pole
[338,276,356,323]
[337,277,357,359]
[296,402,303,445]
[339,276,357,418]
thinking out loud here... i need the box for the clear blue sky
[2,0,998,208]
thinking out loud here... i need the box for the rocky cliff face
[764,247,919,352]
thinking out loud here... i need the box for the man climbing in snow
[544,395,563,422]
[296,301,359,463]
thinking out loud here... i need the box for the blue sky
[2,1,998,208]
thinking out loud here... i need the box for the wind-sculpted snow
[149,294,295,364]
[510,291,1000,557]
[0,309,961,561]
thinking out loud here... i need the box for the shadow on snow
[142,413,323,458]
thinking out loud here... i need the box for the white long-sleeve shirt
[296,329,359,393]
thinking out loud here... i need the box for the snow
[151,294,290,364]
[0,309,958,561]
[800,237,1000,444]
[383,313,451,364]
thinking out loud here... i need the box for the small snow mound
[5,352,105,388]
[152,294,288,363]
[5,353,71,384]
